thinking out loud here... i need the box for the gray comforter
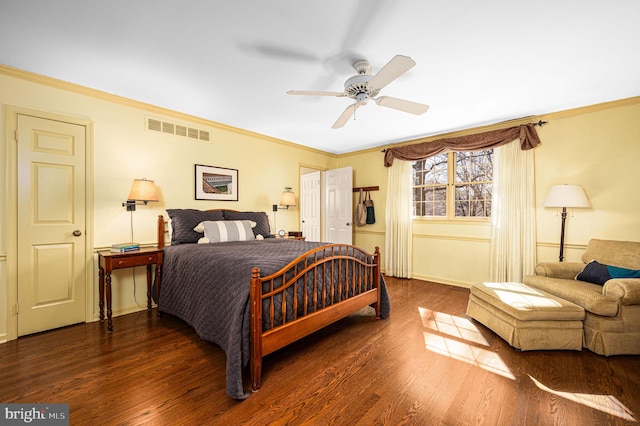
[159,239,390,399]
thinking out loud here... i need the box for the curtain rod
[381,121,548,152]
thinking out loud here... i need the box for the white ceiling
[1,1,639,154]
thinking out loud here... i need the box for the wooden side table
[276,232,306,241]
[97,247,162,332]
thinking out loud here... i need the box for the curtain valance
[383,123,541,167]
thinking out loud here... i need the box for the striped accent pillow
[196,220,256,243]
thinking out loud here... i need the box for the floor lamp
[543,184,590,262]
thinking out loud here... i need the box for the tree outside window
[413,153,448,217]
[412,150,493,218]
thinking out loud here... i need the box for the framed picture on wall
[195,164,238,201]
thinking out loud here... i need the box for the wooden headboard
[156,209,240,250]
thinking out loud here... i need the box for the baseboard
[410,273,472,289]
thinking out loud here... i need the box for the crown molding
[342,96,640,157]
[0,64,335,158]
[3,64,636,159]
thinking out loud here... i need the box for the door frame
[5,106,94,342]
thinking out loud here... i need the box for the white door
[16,114,87,336]
[300,171,321,241]
[324,166,353,244]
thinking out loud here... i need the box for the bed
[155,209,390,399]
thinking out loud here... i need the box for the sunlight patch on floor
[419,307,489,346]
[419,307,515,380]
[423,332,515,380]
[529,375,637,422]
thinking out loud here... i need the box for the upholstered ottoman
[466,282,585,351]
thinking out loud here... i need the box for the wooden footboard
[249,244,381,392]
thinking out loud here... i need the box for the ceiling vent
[146,117,211,142]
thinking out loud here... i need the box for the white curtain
[490,140,537,282]
[385,159,413,278]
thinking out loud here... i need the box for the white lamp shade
[128,178,159,202]
[279,188,296,207]
[543,184,590,208]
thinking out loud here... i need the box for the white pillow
[195,220,256,243]
[193,220,255,233]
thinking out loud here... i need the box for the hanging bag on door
[364,191,375,224]
[355,188,367,227]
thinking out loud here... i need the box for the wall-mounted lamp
[122,178,159,211]
[272,187,296,212]
[543,184,590,262]
[272,187,296,232]
[279,187,296,209]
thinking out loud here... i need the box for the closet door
[16,113,87,336]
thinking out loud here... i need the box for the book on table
[110,242,140,253]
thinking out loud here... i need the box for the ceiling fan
[287,55,429,129]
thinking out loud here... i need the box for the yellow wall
[340,98,640,287]
[2,65,639,341]
[533,101,640,261]
[0,68,336,341]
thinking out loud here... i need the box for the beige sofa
[523,239,640,356]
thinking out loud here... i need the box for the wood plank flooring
[1,277,639,425]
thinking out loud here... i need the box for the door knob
[73,230,82,236]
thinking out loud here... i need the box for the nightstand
[275,234,306,241]
[287,231,305,240]
[98,247,162,332]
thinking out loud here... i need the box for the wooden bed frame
[156,214,382,392]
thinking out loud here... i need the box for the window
[412,153,448,217]
[412,150,493,218]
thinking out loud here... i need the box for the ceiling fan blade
[287,90,345,97]
[368,55,416,91]
[375,96,429,115]
[239,42,320,63]
[332,104,358,129]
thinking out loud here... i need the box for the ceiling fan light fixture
[355,92,369,103]
[287,55,429,128]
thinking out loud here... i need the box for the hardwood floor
[1,277,639,425]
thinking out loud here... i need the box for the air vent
[162,122,174,134]
[146,117,211,142]
[148,118,162,132]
